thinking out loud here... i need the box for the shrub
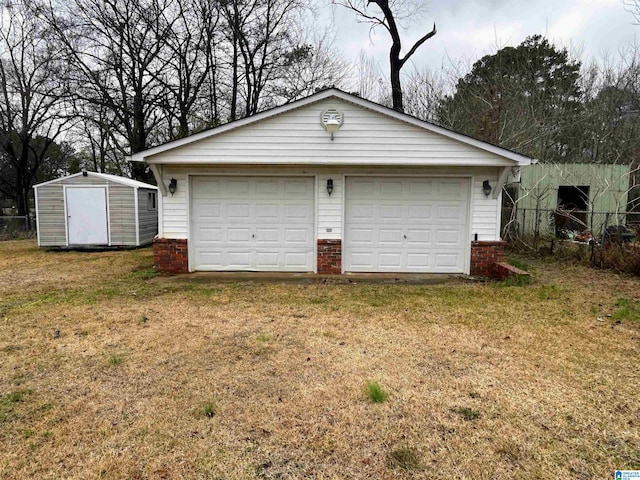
[593,243,640,276]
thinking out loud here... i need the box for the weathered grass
[0,240,639,478]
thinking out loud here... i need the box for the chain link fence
[0,216,33,239]
[502,208,640,243]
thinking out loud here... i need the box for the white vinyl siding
[317,173,341,240]
[162,172,189,239]
[147,98,516,167]
[471,169,501,241]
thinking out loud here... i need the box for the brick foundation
[317,239,342,274]
[153,238,189,274]
[470,240,506,277]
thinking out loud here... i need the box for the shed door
[344,177,470,273]
[191,176,315,272]
[66,187,109,245]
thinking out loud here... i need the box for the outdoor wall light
[326,118,340,140]
[482,180,492,197]
[320,109,343,140]
[168,178,177,196]
[326,178,334,196]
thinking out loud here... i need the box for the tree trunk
[390,55,403,112]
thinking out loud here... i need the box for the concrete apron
[157,272,472,285]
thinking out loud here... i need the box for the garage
[190,176,315,271]
[344,177,470,273]
[131,88,532,276]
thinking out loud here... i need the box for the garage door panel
[256,204,279,219]
[256,252,279,267]
[256,228,279,243]
[227,228,251,242]
[224,179,251,196]
[350,204,374,221]
[197,203,222,219]
[227,203,251,220]
[379,205,403,220]
[379,229,403,244]
[349,252,374,267]
[408,205,432,221]
[434,253,462,269]
[285,204,311,220]
[199,252,224,267]
[407,253,430,268]
[351,179,376,195]
[255,179,279,195]
[284,228,311,243]
[378,252,402,268]
[345,177,469,273]
[437,205,464,221]
[284,252,312,268]
[199,227,223,242]
[227,251,252,267]
[406,229,431,245]
[381,181,404,195]
[192,176,315,272]
[436,230,462,245]
[408,180,432,197]
[285,179,311,194]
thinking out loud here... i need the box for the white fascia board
[33,171,158,190]
[129,89,534,167]
[145,158,519,167]
[33,172,84,188]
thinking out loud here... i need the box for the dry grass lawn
[1,240,639,479]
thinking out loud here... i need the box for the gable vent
[320,108,344,131]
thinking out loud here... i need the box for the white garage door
[191,176,315,271]
[345,177,470,273]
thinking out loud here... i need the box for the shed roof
[33,172,158,190]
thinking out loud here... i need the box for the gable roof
[129,88,532,166]
[33,171,158,189]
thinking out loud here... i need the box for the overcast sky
[324,0,639,77]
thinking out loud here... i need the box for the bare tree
[333,0,436,112]
[0,1,71,217]
[625,0,640,23]
[219,0,310,119]
[353,50,386,101]
[269,23,349,102]
[38,0,178,179]
[157,0,221,139]
[402,67,447,122]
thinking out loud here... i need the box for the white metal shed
[33,172,158,248]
